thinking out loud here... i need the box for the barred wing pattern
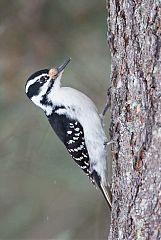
[48,111,95,184]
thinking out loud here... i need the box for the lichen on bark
[107,1,161,239]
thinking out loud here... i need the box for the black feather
[48,111,94,182]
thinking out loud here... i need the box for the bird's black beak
[57,57,71,73]
[48,58,71,79]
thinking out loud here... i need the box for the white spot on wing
[68,149,74,152]
[68,140,75,144]
[74,133,80,136]
[84,161,89,166]
[77,145,84,150]
[74,156,83,161]
[82,153,87,158]
[67,131,72,134]
[73,137,79,140]
[81,165,87,169]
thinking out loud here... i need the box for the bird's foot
[104,140,116,147]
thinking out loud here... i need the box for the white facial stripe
[25,73,48,93]
[31,95,53,115]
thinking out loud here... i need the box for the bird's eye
[39,76,48,84]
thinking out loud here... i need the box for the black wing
[48,112,94,183]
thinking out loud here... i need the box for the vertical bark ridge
[107,1,161,239]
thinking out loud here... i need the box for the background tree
[0,1,111,239]
[107,1,161,239]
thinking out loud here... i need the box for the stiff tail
[100,183,112,209]
[92,170,112,209]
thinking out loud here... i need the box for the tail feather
[100,183,112,209]
[92,170,112,209]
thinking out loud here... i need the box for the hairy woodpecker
[25,58,112,208]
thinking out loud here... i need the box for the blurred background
[0,1,111,239]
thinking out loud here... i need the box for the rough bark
[107,1,161,239]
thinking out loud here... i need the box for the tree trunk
[107,1,161,239]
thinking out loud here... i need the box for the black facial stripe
[40,94,52,106]
[46,79,54,94]
[27,81,43,99]
[40,80,55,106]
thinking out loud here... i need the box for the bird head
[25,58,71,114]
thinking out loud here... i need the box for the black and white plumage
[25,58,112,208]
